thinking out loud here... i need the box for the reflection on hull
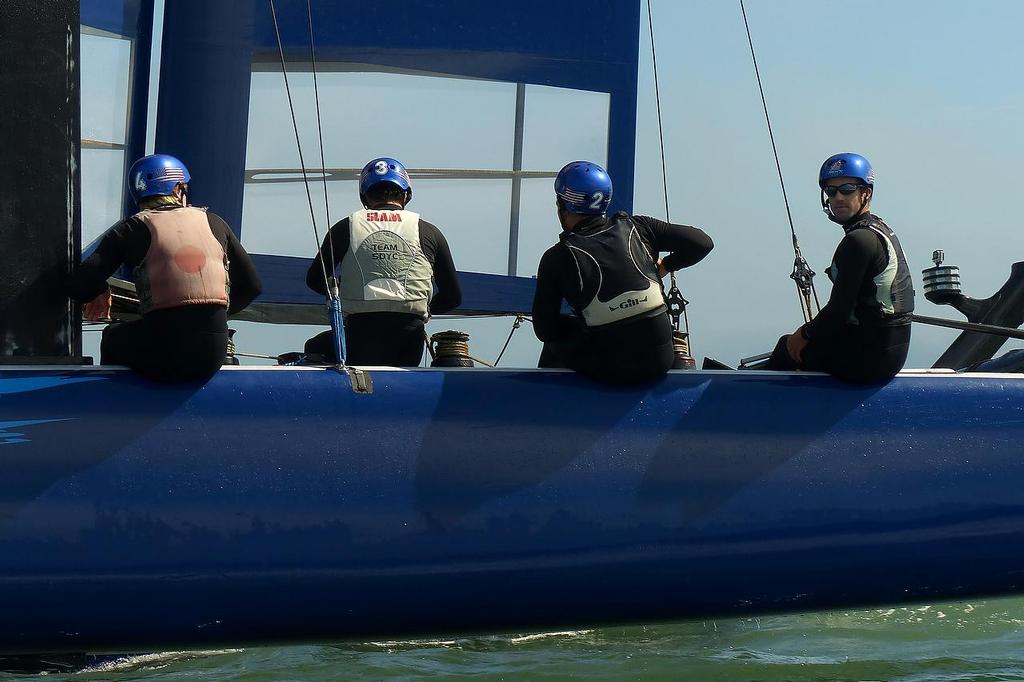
[1,366,1022,654]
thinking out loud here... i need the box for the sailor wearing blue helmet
[304,157,461,366]
[532,161,714,384]
[67,154,262,382]
[766,153,914,382]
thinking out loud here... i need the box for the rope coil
[428,330,475,368]
[672,331,696,369]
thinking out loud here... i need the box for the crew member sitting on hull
[68,154,262,382]
[304,157,461,366]
[766,152,914,383]
[532,161,714,384]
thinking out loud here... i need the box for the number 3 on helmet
[359,157,413,206]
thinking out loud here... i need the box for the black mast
[0,0,82,363]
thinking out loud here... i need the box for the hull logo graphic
[0,419,67,445]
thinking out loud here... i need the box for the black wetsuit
[533,212,713,384]
[304,215,461,366]
[767,213,914,383]
[68,207,262,382]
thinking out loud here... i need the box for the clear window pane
[409,178,510,275]
[81,148,126,244]
[240,179,337,256]
[516,177,561,277]
[81,32,132,146]
[521,84,609,171]
[246,71,517,171]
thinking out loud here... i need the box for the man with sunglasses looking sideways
[765,153,914,382]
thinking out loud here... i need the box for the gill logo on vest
[609,295,649,312]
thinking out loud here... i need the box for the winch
[428,330,475,367]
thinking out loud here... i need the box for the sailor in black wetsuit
[68,154,262,382]
[532,161,714,384]
[766,153,914,383]
[304,157,461,366]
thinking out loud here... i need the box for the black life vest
[560,213,667,327]
[826,214,914,327]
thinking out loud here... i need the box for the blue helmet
[359,157,412,206]
[127,154,190,203]
[554,161,613,215]
[818,152,874,188]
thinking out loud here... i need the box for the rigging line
[645,0,671,222]
[431,313,532,320]
[234,351,280,360]
[646,0,691,344]
[740,0,819,322]
[794,286,809,320]
[305,0,336,272]
[739,0,798,250]
[267,0,330,290]
[494,315,527,367]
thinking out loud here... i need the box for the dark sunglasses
[822,183,866,197]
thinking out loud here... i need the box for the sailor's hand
[657,258,669,279]
[83,289,112,321]
[785,328,808,364]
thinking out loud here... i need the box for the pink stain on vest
[174,245,207,273]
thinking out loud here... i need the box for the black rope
[494,315,531,367]
[740,0,796,249]
[267,0,330,290]
[739,0,819,320]
[646,0,691,342]
[646,0,671,221]
[305,0,336,272]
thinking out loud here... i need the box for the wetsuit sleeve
[632,215,714,271]
[66,219,148,301]
[306,218,351,296]
[532,246,573,342]
[802,229,883,341]
[420,221,462,315]
[208,213,262,315]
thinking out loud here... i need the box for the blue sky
[631,0,1024,367]
[81,1,1024,369]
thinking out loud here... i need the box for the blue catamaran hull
[2,366,1023,653]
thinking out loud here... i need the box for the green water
[7,598,1024,681]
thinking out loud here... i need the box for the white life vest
[337,209,433,318]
